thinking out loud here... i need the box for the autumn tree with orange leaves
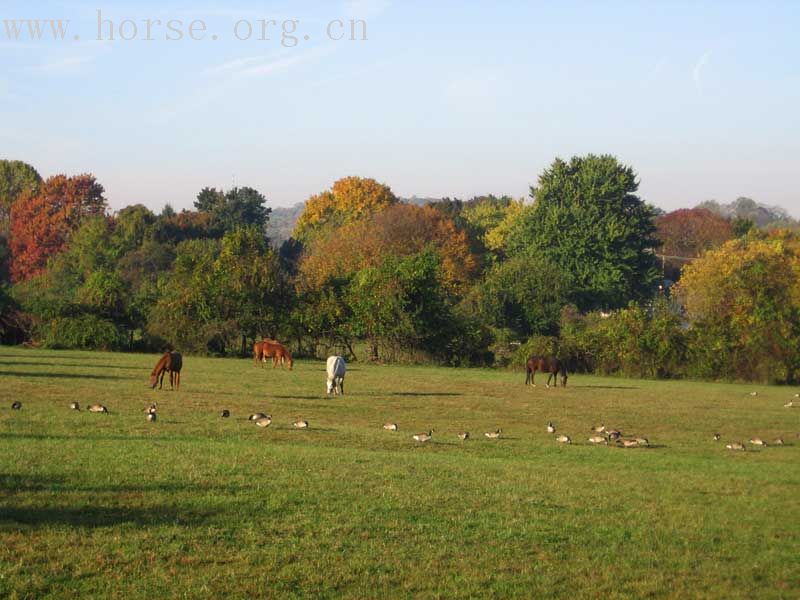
[298,203,479,294]
[9,174,107,282]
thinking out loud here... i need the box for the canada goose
[69,402,80,411]
[634,437,650,447]
[11,401,21,410]
[726,442,746,451]
[484,429,502,439]
[556,434,571,444]
[146,412,157,422]
[249,413,268,421]
[255,416,272,428]
[293,420,309,429]
[785,401,795,408]
[713,433,721,441]
[606,429,622,441]
[458,431,470,441]
[617,439,639,448]
[773,437,785,446]
[383,423,398,431]
[749,437,767,447]
[750,392,759,397]
[546,422,556,434]
[795,393,800,398]
[220,409,230,418]
[588,436,607,445]
[413,430,433,442]
[591,424,605,433]
[144,404,157,415]
[87,404,108,413]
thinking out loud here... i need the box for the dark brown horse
[150,351,182,390]
[253,340,293,370]
[525,356,567,388]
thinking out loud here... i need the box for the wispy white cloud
[344,0,391,19]
[692,50,711,94]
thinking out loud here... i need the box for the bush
[38,315,127,350]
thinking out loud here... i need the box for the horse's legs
[531,369,536,387]
[546,372,552,388]
[175,372,180,391]
[525,369,531,385]
[158,369,165,390]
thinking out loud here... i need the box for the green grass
[1,347,799,599]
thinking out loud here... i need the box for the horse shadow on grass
[0,370,132,381]
[571,385,640,390]
[0,505,216,528]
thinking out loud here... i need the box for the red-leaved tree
[9,174,107,282]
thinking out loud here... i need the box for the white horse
[326,356,346,395]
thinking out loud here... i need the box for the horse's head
[287,356,294,370]
[326,378,334,395]
[149,374,158,389]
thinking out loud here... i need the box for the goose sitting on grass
[69,402,80,411]
[249,413,268,421]
[87,404,108,413]
[458,431,470,441]
[546,422,556,434]
[146,412,157,422]
[254,416,272,428]
[556,434,571,444]
[11,401,21,410]
[591,424,605,434]
[413,430,433,443]
[606,429,622,441]
[293,420,309,429]
[634,437,650,447]
[617,439,640,448]
[773,437,785,446]
[484,429,502,439]
[588,436,608,445]
[713,433,721,441]
[749,437,767,447]
[220,409,230,418]
[383,423,398,431]
[726,442,746,451]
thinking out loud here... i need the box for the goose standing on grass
[413,430,433,443]
[458,431,470,441]
[556,434,571,444]
[11,401,21,410]
[773,437,785,446]
[144,404,157,415]
[255,416,272,428]
[546,422,556,434]
[383,423,398,431]
[146,412,157,422]
[220,409,230,418]
[749,437,767,447]
[293,420,309,429]
[713,433,721,441]
[484,429,502,439]
[588,436,607,445]
[726,442,746,451]
[69,402,80,411]
[88,404,108,413]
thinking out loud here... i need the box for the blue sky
[1,1,798,216]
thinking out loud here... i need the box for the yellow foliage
[294,177,397,242]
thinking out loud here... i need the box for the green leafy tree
[506,155,661,310]
[0,160,42,228]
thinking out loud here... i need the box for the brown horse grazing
[525,356,567,388]
[150,351,183,390]
[255,339,293,370]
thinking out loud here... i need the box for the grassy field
[1,347,799,599]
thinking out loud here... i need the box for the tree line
[1,155,799,383]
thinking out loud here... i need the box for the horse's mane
[151,352,170,376]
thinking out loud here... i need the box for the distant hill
[698,197,796,229]
[266,203,305,247]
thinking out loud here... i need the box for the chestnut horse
[150,351,182,390]
[525,356,567,388]
[253,340,293,370]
